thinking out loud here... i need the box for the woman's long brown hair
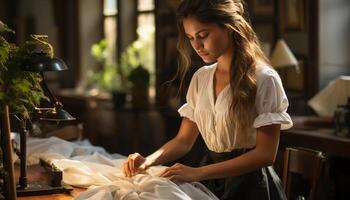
[176,0,269,133]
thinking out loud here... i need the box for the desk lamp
[15,52,75,196]
[22,52,75,121]
[270,39,300,85]
[308,76,350,137]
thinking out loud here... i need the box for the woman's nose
[192,39,203,51]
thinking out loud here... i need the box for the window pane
[104,16,117,64]
[137,13,155,84]
[137,0,154,11]
[137,13,155,102]
[104,0,117,16]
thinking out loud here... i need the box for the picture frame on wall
[252,0,274,16]
[280,0,305,32]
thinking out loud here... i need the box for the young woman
[123,0,292,199]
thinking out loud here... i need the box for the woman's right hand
[123,153,147,177]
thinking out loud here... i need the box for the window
[103,0,155,99]
[137,0,155,95]
[103,0,118,65]
[103,0,155,93]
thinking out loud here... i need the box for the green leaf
[11,79,32,94]
[0,20,15,34]
[30,34,54,57]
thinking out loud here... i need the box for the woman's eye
[198,33,208,39]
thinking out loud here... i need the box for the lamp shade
[21,52,75,122]
[40,107,76,121]
[270,39,299,70]
[22,52,68,72]
[308,76,350,117]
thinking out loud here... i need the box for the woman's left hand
[158,163,203,182]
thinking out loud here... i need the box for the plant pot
[112,91,127,109]
[131,87,149,109]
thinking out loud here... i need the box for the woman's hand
[123,153,147,177]
[158,163,203,182]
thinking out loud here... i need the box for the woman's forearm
[144,136,192,167]
[144,118,199,168]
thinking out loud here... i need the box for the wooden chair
[282,147,327,200]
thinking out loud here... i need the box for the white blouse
[178,63,293,152]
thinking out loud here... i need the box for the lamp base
[15,158,73,197]
[16,180,73,197]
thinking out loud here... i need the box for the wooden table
[281,128,350,159]
[15,165,84,200]
[279,116,350,158]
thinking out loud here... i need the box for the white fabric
[17,136,218,200]
[12,135,117,165]
[308,76,350,117]
[178,63,293,152]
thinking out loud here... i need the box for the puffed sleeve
[177,71,199,122]
[253,71,293,130]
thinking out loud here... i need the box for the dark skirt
[200,149,287,200]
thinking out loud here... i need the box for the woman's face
[183,17,233,63]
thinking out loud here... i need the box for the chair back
[282,147,326,200]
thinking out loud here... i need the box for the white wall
[319,0,350,88]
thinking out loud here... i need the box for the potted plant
[90,39,129,109]
[128,64,150,108]
[90,29,153,109]
[0,20,51,120]
[119,35,153,109]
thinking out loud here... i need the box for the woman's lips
[198,52,209,57]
